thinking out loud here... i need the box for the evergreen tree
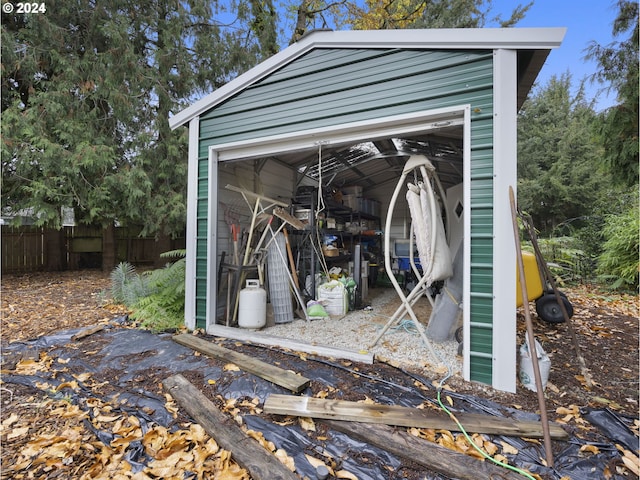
[1,3,143,234]
[585,0,639,187]
[517,74,607,235]
[1,1,267,269]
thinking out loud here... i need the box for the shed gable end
[199,48,492,150]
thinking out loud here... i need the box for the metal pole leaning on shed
[509,186,554,467]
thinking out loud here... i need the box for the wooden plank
[71,324,105,341]
[207,324,374,364]
[264,394,569,440]
[273,207,305,230]
[163,374,299,480]
[173,333,310,393]
[322,419,524,480]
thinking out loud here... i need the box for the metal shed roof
[169,27,566,131]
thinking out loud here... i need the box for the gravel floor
[263,287,462,381]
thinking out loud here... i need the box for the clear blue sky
[491,0,620,111]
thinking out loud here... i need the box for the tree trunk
[102,222,117,272]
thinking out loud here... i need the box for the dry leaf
[580,444,601,455]
[224,363,240,372]
[7,426,29,440]
[95,414,121,423]
[55,381,79,392]
[499,440,519,455]
[493,454,509,464]
[299,417,316,432]
[336,470,358,479]
[1,413,20,428]
[73,372,92,382]
[616,445,640,476]
[274,448,296,471]
[621,455,640,476]
[316,390,329,399]
[305,454,334,475]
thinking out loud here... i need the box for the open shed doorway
[201,106,470,378]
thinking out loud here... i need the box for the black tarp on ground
[2,322,637,479]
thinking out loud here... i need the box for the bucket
[519,339,551,392]
[238,279,266,329]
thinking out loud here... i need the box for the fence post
[45,228,66,271]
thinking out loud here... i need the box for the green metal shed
[170,27,565,392]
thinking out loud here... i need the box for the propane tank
[238,279,266,329]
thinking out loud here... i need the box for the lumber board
[71,324,105,341]
[173,333,310,393]
[273,207,305,230]
[163,374,299,480]
[264,394,569,440]
[206,324,374,364]
[322,419,524,480]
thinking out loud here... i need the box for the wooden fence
[1,225,185,275]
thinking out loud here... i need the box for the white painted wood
[207,324,374,364]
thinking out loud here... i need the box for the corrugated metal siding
[199,49,493,154]
[195,157,208,328]
[195,47,495,381]
[469,109,494,383]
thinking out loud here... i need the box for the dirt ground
[1,270,639,479]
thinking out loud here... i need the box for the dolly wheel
[535,293,573,323]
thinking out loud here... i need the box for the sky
[490,0,620,111]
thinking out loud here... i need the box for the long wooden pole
[282,228,300,289]
[509,186,554,467]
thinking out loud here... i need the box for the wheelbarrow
[517,251,573,323]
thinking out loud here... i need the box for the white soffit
[169,27,566,130]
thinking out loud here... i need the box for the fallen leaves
[3,392,250,480]
[554,404,591,431]
[11,353,54,375]
[617,444,640,477]
[1,270,129,343]
[406,425,522,468]
[2,274,638,479]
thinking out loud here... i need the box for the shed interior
[217,122,465,360]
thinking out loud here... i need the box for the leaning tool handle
[509,186,554,468]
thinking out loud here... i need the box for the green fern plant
[128,251,186,332]
[110,262,140,305]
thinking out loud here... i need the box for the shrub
[597,205,639,291]
[533,236,591,285]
